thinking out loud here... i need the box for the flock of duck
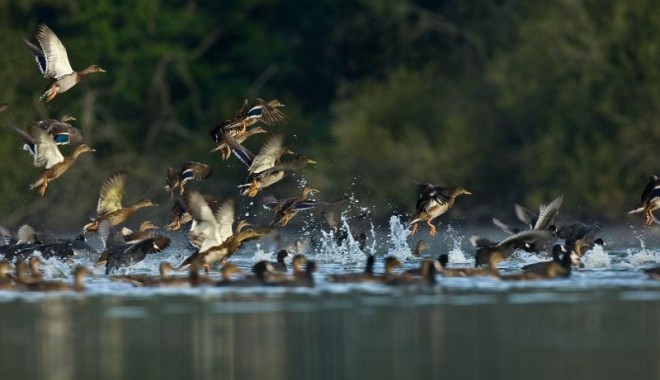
[1,24,659,293]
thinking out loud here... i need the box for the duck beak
[99,68,107,73]
[463,190,472,195]
[307,159,317,164]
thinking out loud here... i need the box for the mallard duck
[645,266,660,280]
[121,221,158,243]
[164,162,213,196]
[25,24,105,102]
[224,98,287,132]
[179,227,274,272]
[270,261,317,287]
[472,229,556,267]
[566,236,604,267]
[492,195,564,234]
[0,261,16,290]
[223,132,315,197]
[211,126,266,160]
[215,263,245,286]
[386,260,439,286]
[263,186,320,226]
[13,124,95,196]
[629,175,660,226]
[97,220,170,274]
[34,114,83,146]
[21,265,91,292]
[521,245,570,276]
[164,195,217,231]
[429,254,499,278]
[409,183,471,236]
[83,172,156,233]
[16,224,58,244]
[327,255,376,283]
[270,249,291,272]
[376,256,405,283]
[500,251,571,281]
[184,191,237,252]
[555,222,601,246]
[413,240,427,257]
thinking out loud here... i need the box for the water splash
[309,210,372,264]
[250,243,273,262]
[582,245,611,268]
[444,224,468,263]
[386,215,415,261]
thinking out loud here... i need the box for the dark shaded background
[0,0,657,230]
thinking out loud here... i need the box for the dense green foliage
[0,0,657,229]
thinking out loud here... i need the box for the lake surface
[1,222,659,380]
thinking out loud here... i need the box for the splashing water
[386,215,415,262]
[444,224,468,263]
[251,243,273,262]
[310,211,373,264]
[582,245,611,268]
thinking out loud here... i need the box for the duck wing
[34,24,74,79]
[181,161,213,181]
[28,124,63,169]
[97,172,126,216]
[185,190,222,251]
[534,195,563,230]
[248,134,284,174]
[214,199,235,243]
[222,130,254,167]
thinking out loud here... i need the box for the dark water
[0,288,658,380]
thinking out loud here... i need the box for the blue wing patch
[54,134,70,144]
[35,56,47,75]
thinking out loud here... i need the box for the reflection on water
[0,290,658,379]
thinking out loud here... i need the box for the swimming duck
[21,265,91,292]
[431,254,499,278]
[409,183,471,236]
[500,251,571,281]
[164,162,213,196]
[13,124,95,196]
[521,245,571,277]
[263,186,320,226]
[25,24,105,102]
[215,263,245,286]
[327,255,376,283]
[387,260,439,286]
[374,256,406,284]
[629,175,660,226]
[566,236,604,267]
[472,229,557,267]
[645,266,660,280]
[0,261,15,290]
[97,220,171,274]
[34,114,83,146]
[180,226,274,272]
[271,261,317,287]
[83,172,156,233]
[271,250,291,272]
